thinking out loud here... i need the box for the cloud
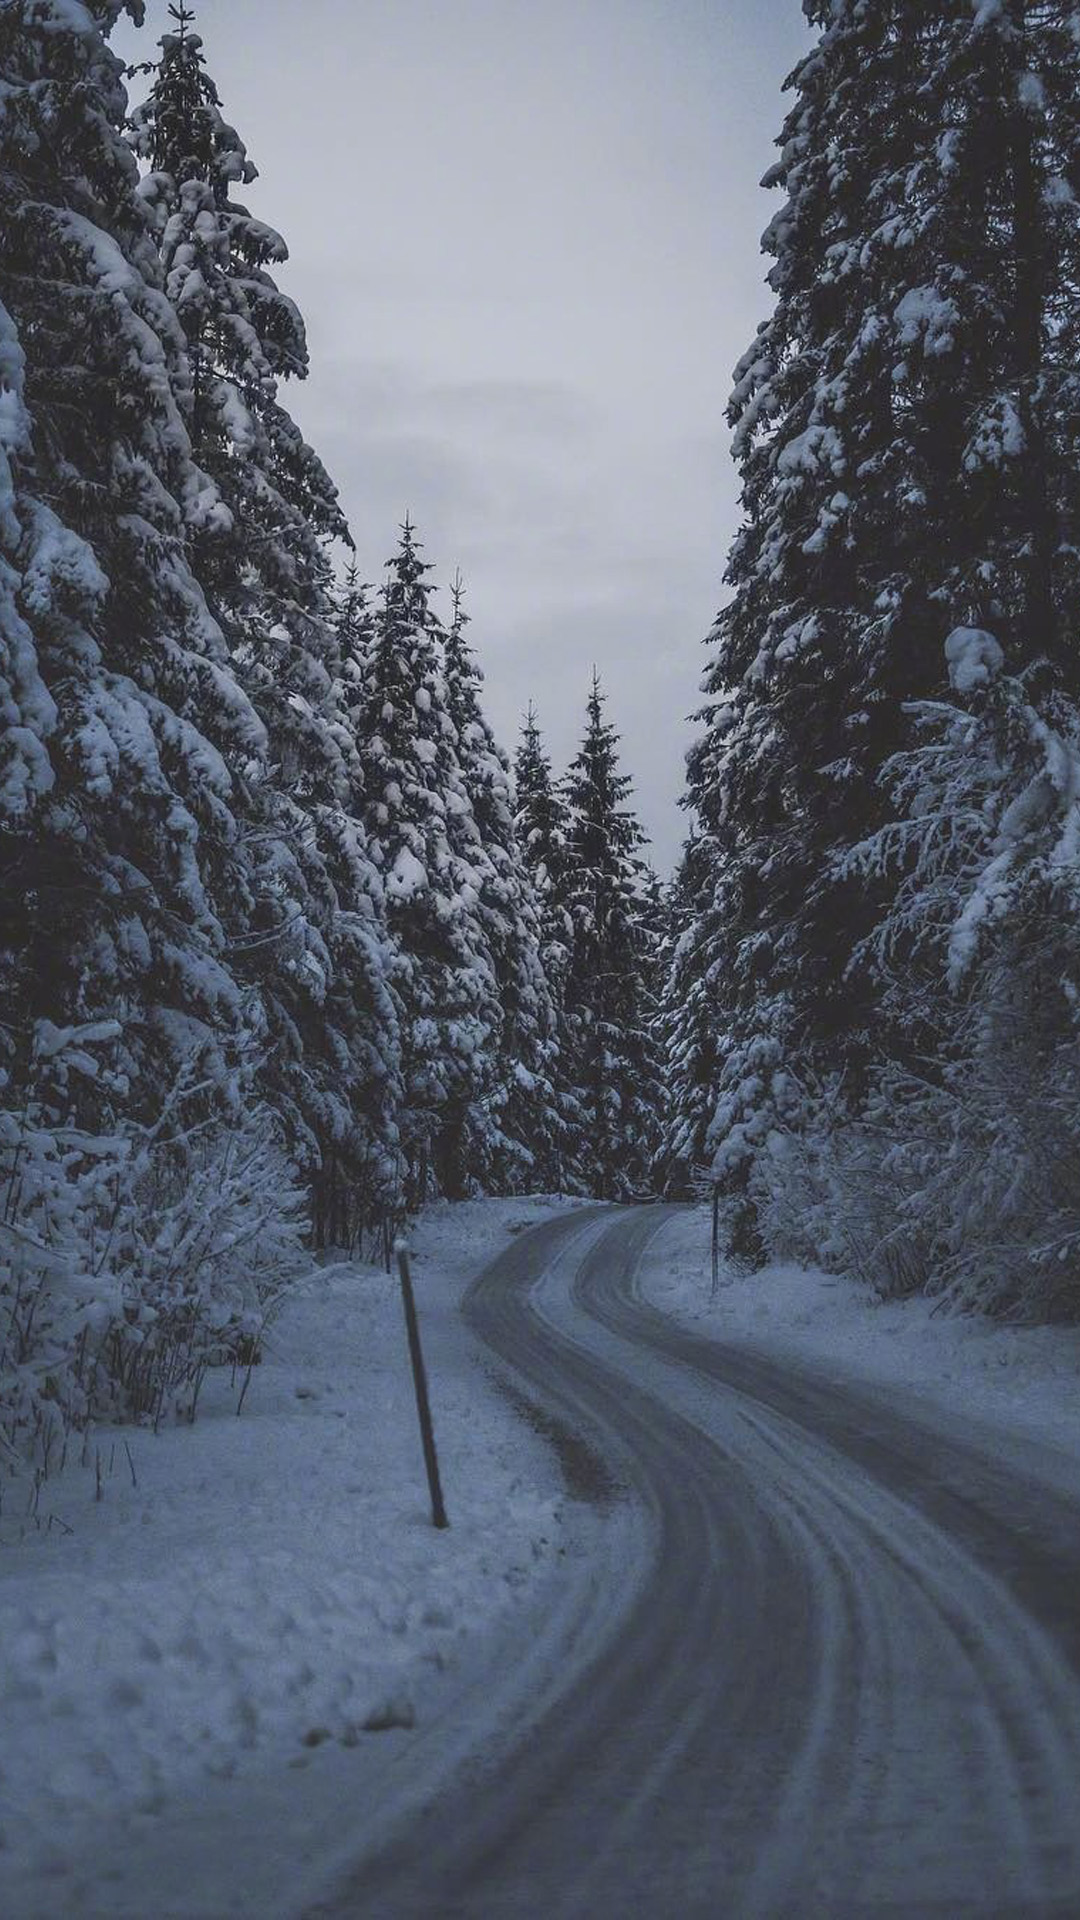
[422,378,599,441]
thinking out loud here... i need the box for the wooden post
[711,1185,721,1300]
[395,1239,449,1529]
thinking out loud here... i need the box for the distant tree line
[0,1,661,1459]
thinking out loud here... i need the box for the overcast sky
[117,1,812,871]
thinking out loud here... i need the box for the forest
[3,0,1080,1475]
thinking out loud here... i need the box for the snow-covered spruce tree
[313,560,407,1240]
[562,675,661,1198]
[653,835,721,1199]
[513,703,582,1190]
[441,579,559,1191]
[355,522,500,1205]
[0,1,311,1448]
[0,0,266,1114]
[129,11,402,1235]
[334,562,376,747]
[515,706,569,911]
[678,0,1080,1265]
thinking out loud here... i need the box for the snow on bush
[811,663,1080,1320]
[1,1024,307,1470]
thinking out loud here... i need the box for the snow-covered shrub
[803,1013,1080,1322]
[1,1026,308,1467]
[750,1075,855,1276]
[107,1098,309,1421]
[784,1089,945,1303]
[834,659,1080,1320]
[704,1025,809,1265]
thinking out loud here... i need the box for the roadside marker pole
[394,1238,449,1530]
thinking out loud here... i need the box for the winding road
[317,1204,1080,1919]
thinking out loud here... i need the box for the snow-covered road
[320,1203,1080,1919]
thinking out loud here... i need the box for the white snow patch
[638,1209,1080,1467]
[1017,71,1046,112]
[945,624,1004,694]
[0,1195,590,1917]
[386,845,428,900]
[894,284,960,357]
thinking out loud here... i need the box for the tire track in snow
[318,1204,1080,1919]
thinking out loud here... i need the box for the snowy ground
[7,1198,1077,1918]
[638,1208,1080,1466]
[0,1195,600,1919]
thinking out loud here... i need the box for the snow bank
[0,1196,586,1917]
[639,1208,1080,1463]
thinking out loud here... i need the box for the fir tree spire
[434,576,559,1191]
[515,701,567,899]
[562,674,661,1197]
[357,520,501,1204]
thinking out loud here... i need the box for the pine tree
[676,0,1080,1256]
[128,6,348,785]
[356,521,500,1204]
[515,705,570,912]
[513,704,580,1189]
[0,0,264,1129]
[441,579,558,1190]
[129,7,334,533]
[562,674,661,1197]
[0,1,320,1447]
[654,836,719,1198]
[129,11,402,1231]
[334,563,375,743]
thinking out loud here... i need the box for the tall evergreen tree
[562,675,661,1197]
[441,578,558,1190]
[654,836,719,1198]
[129,11,401,1228]
[334,562,375,744]
[673,0,1080,1255]
[515,705,570,913]
[513,703,580,1189]
[0,0,264,1129]
[356,521,500,1204]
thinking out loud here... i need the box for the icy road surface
[318,1203,1080,1919]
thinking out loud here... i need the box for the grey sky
[118,1,812,871]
